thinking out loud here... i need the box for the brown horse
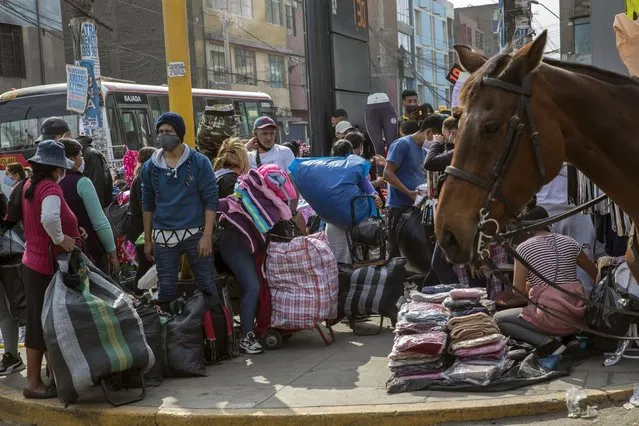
[435,30,639,281]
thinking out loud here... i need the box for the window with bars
[207,43,227,86]
[269,55,285,88]
[234,48,256,85]
[396,0,410,25]
[285,1,296,35]
[266,0,282,25]
[205,0,226,9]
[0,24,25,79]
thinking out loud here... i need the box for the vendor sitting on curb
[494,205,598,355]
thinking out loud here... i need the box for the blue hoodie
[141,145,218,231]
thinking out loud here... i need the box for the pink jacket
[520,281,586,336]
[257,164,296,202]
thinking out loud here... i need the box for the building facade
[559,0,627,74]
[368,0,400,112]
[0,0,65,91]
[454,4,500,58]
[413,0,454,109]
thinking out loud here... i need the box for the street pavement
[0,319,636,424]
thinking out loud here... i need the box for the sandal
[23,384,57,399]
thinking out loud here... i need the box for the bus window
[106,94,122,150]
[137,110,152,146]
[0,94,79,149]
[192,96,205,130]
[244,102,260,132]
[121,111,142,154]
[237,102,249,135]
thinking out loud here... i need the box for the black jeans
[387,206,410,258]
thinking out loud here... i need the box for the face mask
[56,169,66,184]
[78,158,86,173]
[157,134,181,152]
[3,175,15,187]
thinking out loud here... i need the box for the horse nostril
[442,229,459,252]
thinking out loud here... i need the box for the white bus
[0,81,275,169]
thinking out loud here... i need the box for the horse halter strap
[445,74,546,218]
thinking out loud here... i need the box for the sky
[448,0,561,56]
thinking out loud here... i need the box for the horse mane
[542,57,639,87]
[459,51,639,104]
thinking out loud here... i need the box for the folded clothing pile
[444,312,507,385]
[415,284,466,303]
[387,301,450,392]
[443,288,490,318]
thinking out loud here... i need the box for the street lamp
[529,0,560,20]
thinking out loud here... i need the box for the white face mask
[56,169,66,184]
[78,158,86,173]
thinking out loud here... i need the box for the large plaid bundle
[266,233,339,329]
[42,251,155,405]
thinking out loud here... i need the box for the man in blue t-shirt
[383,117,434,257]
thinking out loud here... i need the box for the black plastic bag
[122,302,163,387]
[397,205,435,274]
[164,292,206,377]
[586,267,632,336]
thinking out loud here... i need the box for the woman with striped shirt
[494,206,598,353]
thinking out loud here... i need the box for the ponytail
[24,163,57,201]
[443,106,464,131]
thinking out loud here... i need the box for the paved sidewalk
[0,321,636,425]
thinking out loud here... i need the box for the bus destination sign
[115,93,148,105]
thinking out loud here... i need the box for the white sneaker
[240,332,264,354]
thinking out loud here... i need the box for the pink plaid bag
[266,233,339,330]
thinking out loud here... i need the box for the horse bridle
[444,75,546,258]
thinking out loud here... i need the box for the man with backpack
[77,135,113,208]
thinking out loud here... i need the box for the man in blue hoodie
[141,112,219,305]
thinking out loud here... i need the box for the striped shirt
[516,233,582,287]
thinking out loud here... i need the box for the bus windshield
[0,93,79,150]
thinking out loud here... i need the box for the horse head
[436,31,565,264]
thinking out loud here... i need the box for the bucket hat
[28,140,75,169]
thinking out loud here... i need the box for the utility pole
[500,0,532,49]
[35,0,46,84]
[161,0,196,147]
[223,0,232,89]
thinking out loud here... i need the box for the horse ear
[501,31,548,81]
[454,45,487,73]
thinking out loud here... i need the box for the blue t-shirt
[386,136,426,208]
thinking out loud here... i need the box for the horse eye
[483,123,500,133]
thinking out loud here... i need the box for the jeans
[154,233,217,303]
[219,227,260,336]
[430,243,459,284]
[0,280,18,356]
[494,308,553,347]
[387,206,410,258]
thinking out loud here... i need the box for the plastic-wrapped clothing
[450,333,504,352]
[388,357,443,368]
[399,301,448,315]
[394,319,445,335]
[459,347,507,361]
[443,358,506,386]
[289,156,375,227]
[393,331,447,355]
[443,297,482,310]
[390,361,446,377]
[422,284,466,295]
[388,350,442,361]
[453,338,507,358]
[411,291,449,303]
[450,307,489,318]
[449,288,486,300]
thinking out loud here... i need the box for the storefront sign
[66,65,88,114]
[446,64,463,85]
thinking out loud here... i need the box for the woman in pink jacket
[494,205,598,354]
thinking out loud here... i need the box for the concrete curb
[0,383,632,426]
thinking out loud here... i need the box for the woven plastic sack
[265,233,339,329]
[289,156,375,228]
[42,251,155,405]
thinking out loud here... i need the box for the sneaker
[0,352,25,376]
[240,332,264,355]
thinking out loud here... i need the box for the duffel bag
[42,251,155,405]
[265,233,339,329]
[337,257,407,320]
[163,292,207,377]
